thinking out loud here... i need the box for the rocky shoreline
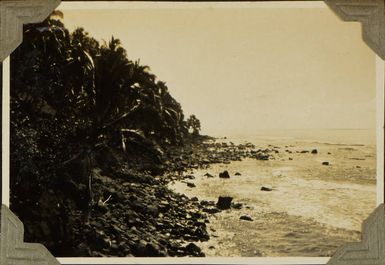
[71,136,280,257]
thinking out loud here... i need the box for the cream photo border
[1,1,384,265]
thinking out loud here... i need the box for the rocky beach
[170,132,377,257]
[10,14,377,258]
[69,136,265,257]
[68,131,376,257]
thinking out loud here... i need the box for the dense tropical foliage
[186,115,201,135]
[10,14,200,255]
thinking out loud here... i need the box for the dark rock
[203,207,221,214]
[311,149,318,154]
[185,175,195,179]
[145,242,166,257]
[300,150,309,154]
[240,215,253,221]
[219,170,230,178]
[322,161,330,166]
[111,243,120,251]
[109,224,124,236]
[133,240,147,256]
[193,226,210,240]
[185,242,204,256]
[288,157,293,160]
[232,202,243,209]
[235,172,242,176]
[159,200,170,212]
[131,200,146,213]
[94,202,108,214]
[216,196,233,209]
[261,186,272,191]
[86,230,109,250]
[186,182,196,188]
[147,205,159,217]
[255,152,269,160]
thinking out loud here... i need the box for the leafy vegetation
[10,14,200,255]
[186,115,201,135]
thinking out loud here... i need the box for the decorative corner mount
[0,204,61,265]
[0,0,61,62]
[324,0,385,60]
[327,203,385,265]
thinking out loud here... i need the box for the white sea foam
[170,130,376,256]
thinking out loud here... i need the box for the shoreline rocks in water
[240,215,253,221]
[261,186,273,191]
[254,150,270,160]
[216,196,233,210]
[219,170,230,178]
[186,182,196,188]
[68,136,278,257]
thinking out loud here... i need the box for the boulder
[193,226,210,240]
[261,186,272,191]
[240,215,253,221]
[311,149,318,154]
[146,242,166,257]
[187,182,196,188]
[322,161,330,166]
[146,205,159,217]
[216,196,233,210]
[235,172,242,176]
[255,152,269,160]
[185,242,204,256]
[203,207,221,214]
[219,170,230,178]
[133,240,148,256]
[232,202,243,209]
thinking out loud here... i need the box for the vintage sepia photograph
[6,2,379,259]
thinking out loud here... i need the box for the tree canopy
[10,14,201,255]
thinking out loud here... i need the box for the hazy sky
[61,4,376,135]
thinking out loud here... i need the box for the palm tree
[186,115,201,135]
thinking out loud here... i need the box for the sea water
[169,129,377,257]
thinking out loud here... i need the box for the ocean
[170,129,377,257]
[212,128,377,146]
